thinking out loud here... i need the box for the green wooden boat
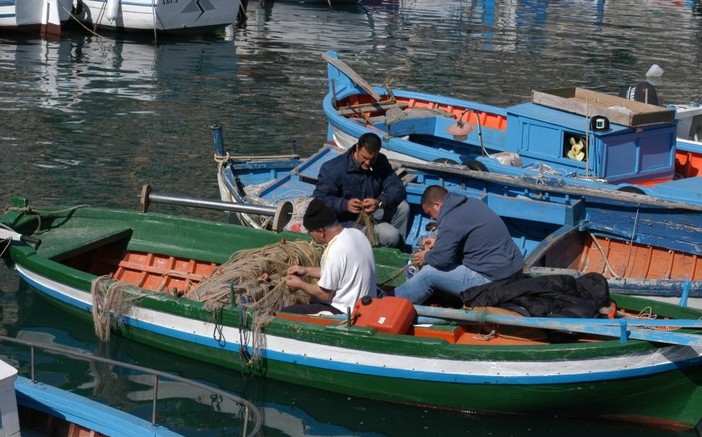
[3,196,702,431]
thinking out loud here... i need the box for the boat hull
[73,0,239,32]
[4,204,702,430]
[19,265,702,430]
[323,51,702,206]
[0,0,72,37]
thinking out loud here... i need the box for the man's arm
[376,155,406,208]
[424,228,463,269]
[312,161,349,214]
[285,275,334,301]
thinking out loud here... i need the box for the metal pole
[139,184,279,216]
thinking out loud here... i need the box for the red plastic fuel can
[352,296,416,335]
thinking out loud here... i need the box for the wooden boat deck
[337,94,508,131]
[63,245,215,296]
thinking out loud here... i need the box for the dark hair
[357,132,381,154]
[420,185,447,207]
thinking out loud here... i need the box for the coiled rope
[186,239,323,312]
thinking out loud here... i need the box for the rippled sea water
[1,1,702,435]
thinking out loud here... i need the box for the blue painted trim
[15,376,179,436]
[19,270,702,386]
[681,281,691,307]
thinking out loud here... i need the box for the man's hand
[412,249,427,266]
[347,198,364,214]
[421,237,436,251]
[287,265,307,276]
[362,198,380,213]
[285,274,305,290]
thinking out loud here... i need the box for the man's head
[352,133,381,171]
[420,185,448,220]
[303,199,339,244]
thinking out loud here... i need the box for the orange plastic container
[352,296,416,335]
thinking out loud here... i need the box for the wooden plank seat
[39,227,134,262]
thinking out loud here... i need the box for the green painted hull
[4,200,702,430]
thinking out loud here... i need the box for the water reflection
[0,35,239,113]
[2,0,702,435]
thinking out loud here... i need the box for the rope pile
[88,240,324,350]
[91,276,143,342]
[185,239,324,313]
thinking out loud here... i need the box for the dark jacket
[313,146,406,226]
[425,193,524,281]
[461,273,611,318]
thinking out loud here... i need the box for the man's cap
[303,199,336,230]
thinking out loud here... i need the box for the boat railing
[0,334,262,437]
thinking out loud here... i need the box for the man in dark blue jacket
[393,185,524,304]
[313,132,409,248]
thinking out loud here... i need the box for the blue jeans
[393,264,491,304]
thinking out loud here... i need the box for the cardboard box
[353,296,416,335]
[532,87,675,127]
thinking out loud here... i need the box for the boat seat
[38,227,133,262]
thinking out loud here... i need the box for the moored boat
[0,0,73,38]
[3,197,702,430]
[71,0,240,33]
[323,51,702,206]
[210,125,702,301]
[0,334,261,436]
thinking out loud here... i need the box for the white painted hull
[16,264,702,387]
[74,0,239,32]
[0,0,72,34]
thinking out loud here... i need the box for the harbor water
[1,0,702,435]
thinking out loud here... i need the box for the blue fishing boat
[206,125,702,301]
[322,50,702,206]
[0,334,261,436]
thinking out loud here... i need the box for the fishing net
[353,211,377,246]
[188,238,324,368]
[89,239,324,367]
[91,275,143,342]
[186,239,324,312]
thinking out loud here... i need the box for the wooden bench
[38,227,133,262]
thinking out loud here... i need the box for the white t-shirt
[318,228,376,313]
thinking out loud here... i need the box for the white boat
[671,103,702,143]
[0,0,73,38]
[72,0,240,33]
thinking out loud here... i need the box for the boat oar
[394,158,702,212]
[322,51,381,101]
[414,305,702,347]
[0,225,41,249]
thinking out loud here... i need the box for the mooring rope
[91,275,142,342]
[4,205,90,236]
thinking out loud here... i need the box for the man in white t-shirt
[281,199,376,315]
